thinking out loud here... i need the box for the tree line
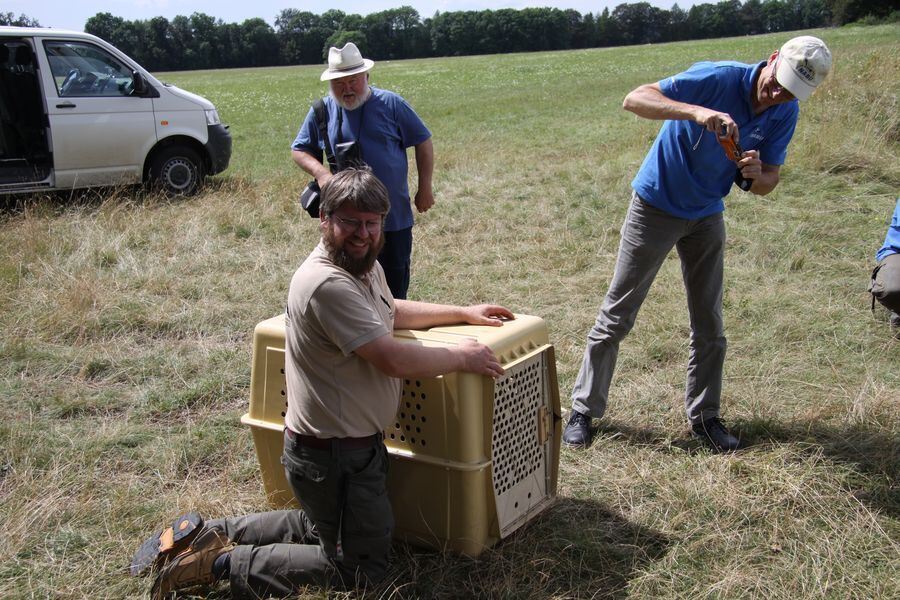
[3,1,898,72]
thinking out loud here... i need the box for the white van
[0,27,231,196]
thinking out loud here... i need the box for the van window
[43,41,136,97]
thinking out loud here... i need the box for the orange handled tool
[717,129,753,191]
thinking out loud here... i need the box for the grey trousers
[210,432,393,599]
[571,193,727,425]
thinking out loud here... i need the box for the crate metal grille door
[491,349,552,536]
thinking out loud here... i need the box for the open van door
[37,37,158,189]
[0,40,52,191]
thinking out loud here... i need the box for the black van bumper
[206,124,232,175]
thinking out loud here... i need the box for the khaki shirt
[284,242,400,438]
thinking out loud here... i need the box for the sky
[12,0,688,32]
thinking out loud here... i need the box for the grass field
[1,23,898,599]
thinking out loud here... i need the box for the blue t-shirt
[876,199,900,262]
[292,87,431,232]
[632,60,800,219]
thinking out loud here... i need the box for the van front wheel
[149,147,204,196]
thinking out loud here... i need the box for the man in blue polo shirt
[292,42,434,300]
[564,36,833,452]
[870,199,900,330]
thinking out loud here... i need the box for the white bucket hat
[774,36,832,101]
[320,42,375,82]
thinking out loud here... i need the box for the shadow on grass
[736,417,899,517]
[0,186,114,216]
[0,175,247,219]
[376,497,670,599]
[593,418,898,518]
[593,419,700,454]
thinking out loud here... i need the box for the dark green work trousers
[209,431,393,599]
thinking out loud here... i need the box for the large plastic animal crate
[241,313,561,557]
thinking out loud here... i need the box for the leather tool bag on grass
[869,254,900,314]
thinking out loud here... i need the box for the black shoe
[563,411,593,447]
[692,417,741,453]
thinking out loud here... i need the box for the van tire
[149,146,204,196]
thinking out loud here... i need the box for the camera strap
[312,99,337,174]
[335,96,366,148]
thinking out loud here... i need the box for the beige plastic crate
[241,313,561,557]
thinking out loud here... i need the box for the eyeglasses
[331,214,383,234]
[770,59,795,100]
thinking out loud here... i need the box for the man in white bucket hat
[564,36,831,452]
[292,42,434,301]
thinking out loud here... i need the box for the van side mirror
[132,71,147,95]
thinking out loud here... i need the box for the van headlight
[205,109,221,126]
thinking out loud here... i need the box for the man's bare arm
[746,160,780,196]
[292,149,332,189]
[352,301,513,379]
[413,139,435,213]
[355,333,504,379]
[623,83,744,144]
[393,300,513,331]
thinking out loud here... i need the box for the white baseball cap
[775,36,832,101]
[320,43,374,82]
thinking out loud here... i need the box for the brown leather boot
[150,527,235,600]
[130,512,203,577]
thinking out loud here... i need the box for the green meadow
[1,23,898,599]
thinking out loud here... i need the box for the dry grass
[1,24,898,600]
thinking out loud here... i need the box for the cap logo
[795,59,815,82]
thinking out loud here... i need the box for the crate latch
[537,405,551,445]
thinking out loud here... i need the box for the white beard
[331,86,371,111]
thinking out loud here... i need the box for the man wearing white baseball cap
[292,42,434,301]
[774,36,833,101]
[564,36,832,452]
